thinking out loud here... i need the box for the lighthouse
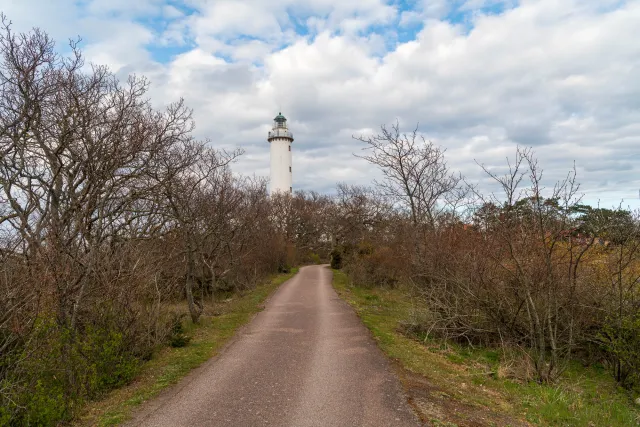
[268,112,294,195]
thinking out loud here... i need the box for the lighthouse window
[290,187,292,193]
[288,146,291,151]
[289,166,291,172]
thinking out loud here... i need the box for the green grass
[75,268,298,426]
[331,269,640,426]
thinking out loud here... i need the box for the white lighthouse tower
[268,112,294,195]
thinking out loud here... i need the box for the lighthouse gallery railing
[268,129,293,139]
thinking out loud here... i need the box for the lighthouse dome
[274,112,287,123]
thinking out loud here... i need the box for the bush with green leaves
[599,312,640,390]
[169,314,192,348]
[0,316,141,425]
[330,248,343,269]
[309,252,322,265]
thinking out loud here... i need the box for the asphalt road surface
[128,265,420,427]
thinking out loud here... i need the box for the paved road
[128,265,420,427]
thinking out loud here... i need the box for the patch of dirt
[396,365,529,427]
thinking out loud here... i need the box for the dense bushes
[330,247,344,269]
[599,313,640,388]
[337,126,640,389]
[0,318,140,425]
[346,214,637,386]
[337,195,640,385]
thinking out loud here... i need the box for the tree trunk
[185,248,201,324]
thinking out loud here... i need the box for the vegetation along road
[126,265,420,426]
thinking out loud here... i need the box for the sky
[1,0,639,209]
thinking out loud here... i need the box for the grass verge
[331,269,640,426]
[74,268,298,427]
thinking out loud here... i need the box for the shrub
[278,263,291,273]
[330,248,343,269]
[82,327,140,394]
[168,314,191,348]
[599,312,640,390]
[309,252,322,265]
[23,380,66,426]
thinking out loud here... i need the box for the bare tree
[473,147,595,381]
[155,144,243,323]
[331,183,392,247]
[353,121,462,228]
[0,17,218,417]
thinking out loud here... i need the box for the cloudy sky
[2,0,639,208]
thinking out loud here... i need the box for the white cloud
[163,5,185,19]
[191,1,283,39]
